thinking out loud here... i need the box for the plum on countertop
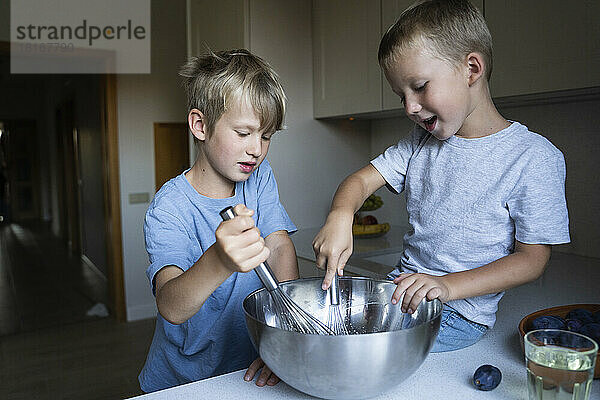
[473,365,502,391]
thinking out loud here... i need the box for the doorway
[154,122,189,191]
[0,43,126,329]
[1,119,40,222]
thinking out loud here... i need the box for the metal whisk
[326,273,350,335]
[220,207,333,335]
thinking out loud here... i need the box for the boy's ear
[466,52,485,86]
[188,109,207,141]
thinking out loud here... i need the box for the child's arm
[313,164,387,289]
[154,204,270,325]
[391,241,551,313]
[265,230,299,281]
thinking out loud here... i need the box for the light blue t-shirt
[371,122,570,328]
[139,159,296,393]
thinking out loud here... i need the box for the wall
[369,99,600,260]
[0,1,7,42]
[248,0,371,229]
[369,116,413,227]
[497,99,600,258]
[74,77,108,275]
[119,0,188,320]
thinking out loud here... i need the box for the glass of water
[525,329,597,400]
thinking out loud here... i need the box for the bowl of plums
[518,304,600,378]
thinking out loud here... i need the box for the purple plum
[473,365,502,391]
[566,318,584,332]
[565,309,594,325]
[579,323,600,345]
[531,315,566,331]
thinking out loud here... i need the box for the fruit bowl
[359,194,383,212]
[518,304,600,378]
[352,222,390,238]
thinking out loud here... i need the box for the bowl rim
[242,276,443,337]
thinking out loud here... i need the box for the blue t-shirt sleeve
[507,151,570,244]
[144,204,198,295]
[370,127,423,194]
[255,160,297,237]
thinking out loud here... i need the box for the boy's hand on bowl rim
[244,357,280,387]
[392,273,450,313]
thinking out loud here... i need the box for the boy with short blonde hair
[313,0,570,352]
[139,49,297,391]
[378,0,493,81]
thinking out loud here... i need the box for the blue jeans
[430,305,488,353]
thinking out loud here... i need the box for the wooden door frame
[100,74,126,322]
[153,122,190,192]
[0,41,126,322]
[56,100,83,254]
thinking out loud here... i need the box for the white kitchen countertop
[130,248,600,400]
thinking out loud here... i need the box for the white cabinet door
[381,0,412,111]
[312,0,382,118]
[187,0,249,57]
[486,0,600,98]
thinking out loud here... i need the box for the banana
[352,222,390,236]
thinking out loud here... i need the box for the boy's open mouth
[238,161,256,173]
[423,116,437,132]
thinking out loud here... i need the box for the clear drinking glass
[525,329,598,400]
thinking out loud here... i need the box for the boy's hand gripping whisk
[220,206,333,335]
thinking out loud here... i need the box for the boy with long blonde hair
[139,49,297,391]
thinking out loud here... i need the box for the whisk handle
[219,206,279,292]
[329,273,341,305]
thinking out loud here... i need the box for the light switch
[129,192,150,204]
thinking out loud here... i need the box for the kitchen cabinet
[186,0,249,57]
[486,0,600,99]
[313,0,484,118]
[312,0,382,118]
[314,0,600,117]
[381,0,411,111]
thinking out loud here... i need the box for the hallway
[0,221,155,399]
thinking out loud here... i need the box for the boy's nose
[404,99,422,115]
[246,135,262,157]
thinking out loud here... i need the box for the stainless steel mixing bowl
[243,276,442,399]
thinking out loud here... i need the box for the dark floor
[0,221,108,335]
[0,222,156,399]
